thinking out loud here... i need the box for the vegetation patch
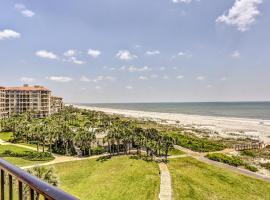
[260,162,270,171]
[168,132,226,152]
[53,156,160,200]
[206,153,244,166]
[206,153,259,172]
[168,157,270,200]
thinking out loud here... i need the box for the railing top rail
[0,158,78,200]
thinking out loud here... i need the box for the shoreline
[71,104,270,144]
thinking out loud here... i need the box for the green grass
[168,157,270,200]
[168,131,226,152]
[168,148,185,156]
[2,157,49,167]
[0,132,13,141]
[0,145,51,167]
[53,156,160,200]
[0,144,34,154]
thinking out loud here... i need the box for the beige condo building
[0,85,63,118]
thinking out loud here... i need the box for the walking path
[174,145,270,182]
[159,162,172,200]
[0,139,108,169]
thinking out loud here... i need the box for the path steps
[159,162,172,200]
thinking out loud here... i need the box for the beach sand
[72,105,270,144]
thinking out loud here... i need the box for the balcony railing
[0,158,78,200]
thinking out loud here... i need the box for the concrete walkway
[159,162,172,200]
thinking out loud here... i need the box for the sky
[0,0,270,103]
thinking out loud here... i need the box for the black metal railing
[0,158,78,200]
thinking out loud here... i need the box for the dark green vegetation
[53,156,159,200]
[168,131,226,152]
[168,157,270,200]
[260,162,270,170]
[206,153,258,172]
[0,107,175,160]
[0,145,53,166]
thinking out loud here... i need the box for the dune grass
[53,156,160,200]
[168,157,270,200]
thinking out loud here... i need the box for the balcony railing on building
[0,159,78,200]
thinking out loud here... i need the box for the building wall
[0,85,63,119]
[50,96,64,114]
[0,88,6,118]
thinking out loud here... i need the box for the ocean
[79,102,270,120]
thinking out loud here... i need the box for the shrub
[91,146,105,155]
[169,132,226,152]
[206,153,244,167]
[260,162,270,170]
[244,164,258,172]
[241,150,256,158]
[0,150,54,161]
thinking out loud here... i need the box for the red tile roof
[0,86,50,92]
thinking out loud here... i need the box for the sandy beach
[73,105,270,144]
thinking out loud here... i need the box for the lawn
[0,145,51,167]
[168,157,270,200]
[53,156,160,200]
[0,131,13,142]
[168,148,184,156]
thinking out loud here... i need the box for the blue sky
[0,0,269,103]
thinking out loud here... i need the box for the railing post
[9,174,13,200]
[30,188,34,200]
[18,181,23,200]
[1,169,4,200]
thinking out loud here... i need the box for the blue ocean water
[80,102,270,120]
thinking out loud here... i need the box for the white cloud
[0,29,21,40]
[93,76,116,83]
[69,57,85,65]
[88,49,101,58]
[127,66,151,72]
[172,0,192,3]
[220,77,228,81]
[231,50,240,58]
[145,50,160,56]
[64,49,77,57]
[116,50,137,61]
[177,51,192,58]
[138,76,148,80]
[177,75,184,79]
[20,77,35,83]
[14,4,25,10]
[216,0,262,32]
[197,76,206,81]
[80,76,91,82]
[15,4,35,17]
[36,50,58,60]
[125,86,133,90]
[21,9,35,17]
[46,76,73,82]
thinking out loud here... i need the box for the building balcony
[0,158,78,200]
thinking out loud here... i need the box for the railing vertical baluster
[18,181,23,200]
[8,174,13,200]
[30,188,35,200]
[0,169,4,200]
